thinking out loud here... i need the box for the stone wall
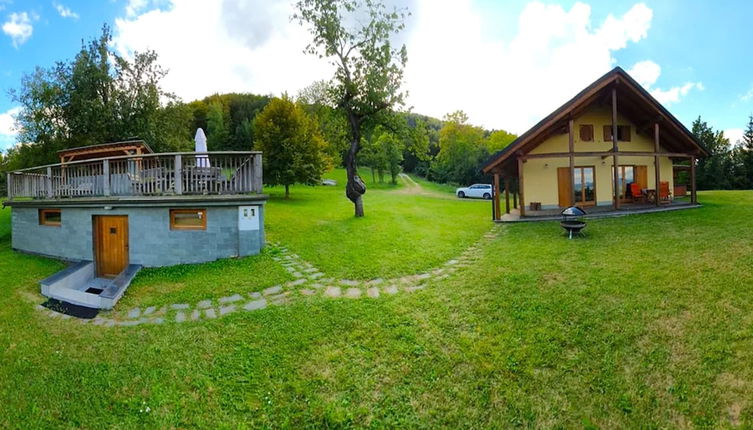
[11,204,265,267]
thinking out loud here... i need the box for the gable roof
[483,67,709,174]
[58,139,154,161]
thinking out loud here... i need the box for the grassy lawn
[1,185,753,427]
[263,168,490,280]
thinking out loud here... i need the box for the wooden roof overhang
[483,67,710,176]
[58,139,154,163]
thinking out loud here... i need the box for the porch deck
[5,151,263,201]
[496,199,700,223]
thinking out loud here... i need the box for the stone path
[35,226,502,327]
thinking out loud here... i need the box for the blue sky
[1,0,752,151]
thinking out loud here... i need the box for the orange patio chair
[630,183,644,203]
[659,181,672,204]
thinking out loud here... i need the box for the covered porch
[495,198,700,222]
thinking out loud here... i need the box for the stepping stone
[384,285,399,295]
[339,279,359,286]
[103,319,115,327]
[345,288,362,298]
[118,319,141,327]
[287,279,306,287]
[304,267,318,273]
[406,284,426,293]
[143,306,157,316]
[269,294,289,305]
[191,309,201,321]
[197,300,212,309]
[170,304,190,310]
[218,294,243,304]
[446,260,458,266]
[204,309,217,319]
[127,308,141,319]
[308,273,324,279]
[367,278,384,285]
[416,273,431,280]
[264,285,282,295]
[219,305,237,316]
[291,271,304,278]
[324,286,341,298]
[367,287,380,298]
[175,311,186,323]
[249,292,262,299]
[151,317,165,324]
[243,299,267,311]
[300,289,315,296]
[310,283,325,289]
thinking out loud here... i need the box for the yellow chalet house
[483,67,710,220]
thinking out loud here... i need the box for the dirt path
[396,173,455,199]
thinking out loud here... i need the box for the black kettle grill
[560,206,587,239]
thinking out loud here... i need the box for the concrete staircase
[40,262,142,309]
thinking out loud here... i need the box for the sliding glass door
[613,165,635,201]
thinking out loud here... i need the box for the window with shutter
[618,125,631,141]
[579,124,593,141]
[603,125,612,142]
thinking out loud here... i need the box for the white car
[456,184,493,199]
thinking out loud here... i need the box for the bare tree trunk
[345,114,366,217]
[285,184,289,199]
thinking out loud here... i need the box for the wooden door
[635,165,648,189]
[94,215,129,278]
[557,167,572,207]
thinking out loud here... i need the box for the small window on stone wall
[170,209,206,230]
[39,209,61,226]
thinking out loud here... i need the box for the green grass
[263,168,490,280]
[2,185,753,427]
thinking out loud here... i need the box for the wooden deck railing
[6,152,263,200]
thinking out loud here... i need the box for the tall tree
[692,116,733,190]
[253,96,332,198]
[206,101,230,151]
[9,25,174,163]
[739,115,753,188]
[430,111,489,185]
[294,0,409,217]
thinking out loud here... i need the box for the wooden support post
[174,155,183,195]
[504,176,510,214]
[493,172,501,221]
[102,159,111,197]
[6,173,11,200]
[518,157,526,217]
[253,153,263,194]
[654,122,661,206]
[612,88,620,210]
[46,167,53,199]
[690,156,697,204]
[568,118,575,206]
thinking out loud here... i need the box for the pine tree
[740,115,753,188]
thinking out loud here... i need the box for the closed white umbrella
[194,128,210,167]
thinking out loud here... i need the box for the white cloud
[54,2,79,19]
[2,11,36,48]
[405,1,655,132]
[0,106,20,150]
[628,60,661,87]
[113,0,335,103]
[724,128,744,146]
[740,85,753,102]
[627,60,702,106]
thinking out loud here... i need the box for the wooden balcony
[6,152,263,200]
